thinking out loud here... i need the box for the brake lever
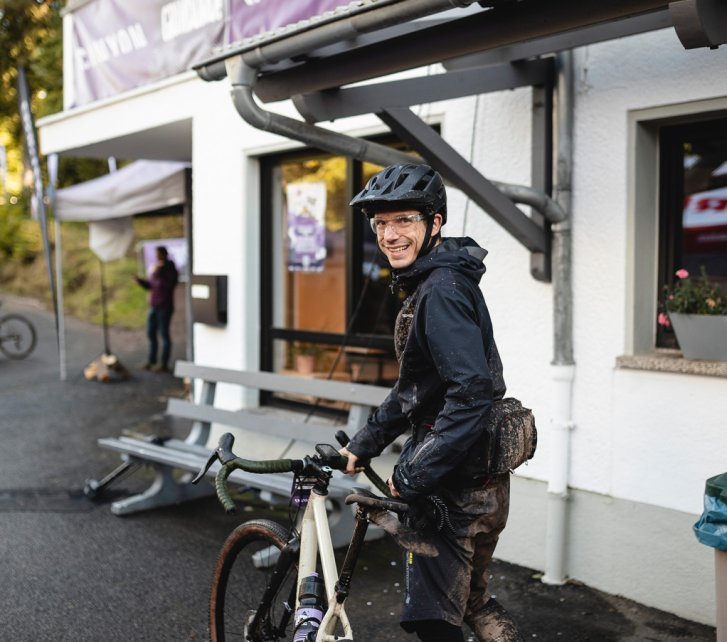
[191,432,237,484]
[216,432,237,464]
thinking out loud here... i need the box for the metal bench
[89,361,392,547]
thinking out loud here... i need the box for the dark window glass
[658,117,727,347]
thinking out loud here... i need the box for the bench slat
[97,437,356,497]
[167,398,348,443]
[174,361,390,407]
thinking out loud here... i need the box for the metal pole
[48,154,67,381]
[99,258,111,356]
[54,217,67,380]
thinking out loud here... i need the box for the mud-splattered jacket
[347,237,506,500]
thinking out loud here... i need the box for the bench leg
[110,463,215,516]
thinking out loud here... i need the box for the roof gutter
[197,0,482,82]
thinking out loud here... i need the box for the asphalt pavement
[0,294,717,641]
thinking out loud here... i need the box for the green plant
[292,341,323,357]
[658,267,727,327]
[0,196,41,262]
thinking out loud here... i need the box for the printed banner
[140,238,189,281]
[227,0,352,45]
[17,66,59,336]
[286,181,327,272]
[70,0,225,106]
[69,0,351,107]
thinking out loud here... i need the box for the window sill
[616,349,727,378]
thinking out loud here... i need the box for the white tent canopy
[51,159,193,380]
[55,160,190,221]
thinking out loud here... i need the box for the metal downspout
[542,50,575,586]
[225,57,416,168]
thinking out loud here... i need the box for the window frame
[626,100,727,358]
[657,117,727,348]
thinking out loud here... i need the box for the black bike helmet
[350,163,447,223]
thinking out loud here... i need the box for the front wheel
[0,314,37,360]
[210,519,298,642]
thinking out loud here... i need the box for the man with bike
[340,163,522,642]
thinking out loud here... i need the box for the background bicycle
[0,301,37,360]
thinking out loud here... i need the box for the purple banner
[228,0,351,44]
[71,0,225,106]
[70,0,351,107]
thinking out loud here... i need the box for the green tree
[0,0,106,192]
[0,1,61,190]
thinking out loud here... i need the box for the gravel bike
[0,303,37,360]
[193,431,436,642]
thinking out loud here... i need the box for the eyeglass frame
[369,212,431,235]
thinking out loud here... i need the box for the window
[657,117,727,348]
[260,149,404,394]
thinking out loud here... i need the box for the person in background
[340,164,522,642]
[134,245,178,373]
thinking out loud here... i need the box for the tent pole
[183,168,194,362]
[54,217,67,381]
[99,258,111,356]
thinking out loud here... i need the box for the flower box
[669,313,727,362]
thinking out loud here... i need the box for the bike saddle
[346,487,438,557]
[345,486,409,516]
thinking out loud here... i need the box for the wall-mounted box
[191,274,227,326]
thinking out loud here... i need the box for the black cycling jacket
[347,237,506,500]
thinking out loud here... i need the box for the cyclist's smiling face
[373,210,442,269]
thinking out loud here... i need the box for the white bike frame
[296,487,354,641]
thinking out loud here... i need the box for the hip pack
[486,397,537,474]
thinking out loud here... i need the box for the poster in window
[287,181,327,272]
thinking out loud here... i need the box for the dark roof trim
[252,0,674,103]
[293,58,553,123]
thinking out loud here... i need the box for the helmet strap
[417,216,437,260]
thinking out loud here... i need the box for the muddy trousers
[407,619,465,641]
[400,476,522,642]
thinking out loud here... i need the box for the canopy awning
[55,160,190,221]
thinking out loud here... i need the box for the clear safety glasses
[370,213,428,235]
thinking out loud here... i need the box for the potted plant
[658,267,727,361]
[292,341,322,374]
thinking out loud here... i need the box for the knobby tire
[210,519,298,642]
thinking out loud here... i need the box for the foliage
[658,267,727,327]
[0,193,42,261]
[0,215,185,329]
[0,1,108,193]
[0,2,60,188]
[292,340,323,357]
